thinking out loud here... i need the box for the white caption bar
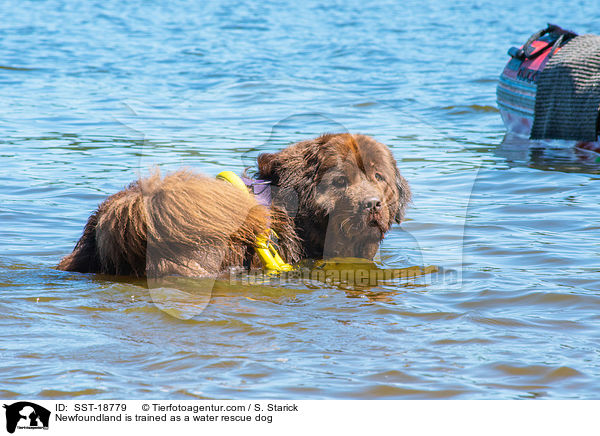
[1,400,597,435]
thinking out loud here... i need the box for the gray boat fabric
[531,34,600,141]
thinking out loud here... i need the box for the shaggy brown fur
[258,133,411,259]
[58,133,410,278]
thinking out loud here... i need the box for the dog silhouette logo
[3,402,50,434]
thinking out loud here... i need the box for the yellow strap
[256,234,293,272]
[216,171,293,272]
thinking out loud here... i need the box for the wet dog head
[258,133,411,259]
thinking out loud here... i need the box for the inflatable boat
[497,24,600,153]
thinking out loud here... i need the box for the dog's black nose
[363,197,382,212]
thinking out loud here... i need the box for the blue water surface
[1,0,599,399]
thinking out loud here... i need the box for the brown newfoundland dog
[58,133,411,278]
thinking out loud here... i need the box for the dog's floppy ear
[393,167,411,224]
[257,152,282,183]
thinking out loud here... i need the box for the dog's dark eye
[375,172,385,182]
[332,176,347,188]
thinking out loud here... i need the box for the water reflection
[144,260,440,319]
[496,133,600,174]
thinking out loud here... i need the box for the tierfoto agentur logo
[3,402,50,434]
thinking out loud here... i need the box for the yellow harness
[216,171,293,272]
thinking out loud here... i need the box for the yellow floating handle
[216,171,293,272]
[216,171,251,196]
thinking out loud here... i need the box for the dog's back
[58,170,269,277]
